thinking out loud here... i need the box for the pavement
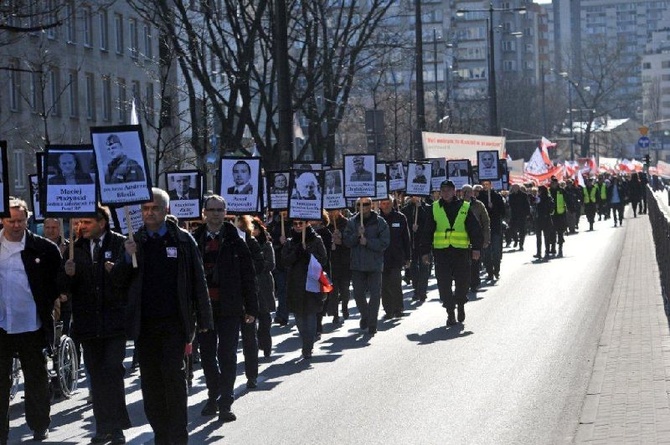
[574,192,670,444]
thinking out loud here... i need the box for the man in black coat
[59,206,130,444]
[478,180,506,280]
[0,198,61,444]
[379,196,411,318]
[191,195,258,424]
[112,188,213,445]
[401,196,432,301]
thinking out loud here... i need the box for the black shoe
[394,311,405,318]
[333,315,340,324]
[368,327,377,335]
[342,307,349,319]
[274,317,288,326]
[218,410,237,423]
[246,379,257,389]
[446,315,457,327]
[110,431,126,445]
[383,313,394,320]
[90,432,112,444]
[302,349,312,359]
[457,305,465,323]
[263,347,271,358]
[32,429,48,441]
[359,318,368,330]
[201,399,218,416]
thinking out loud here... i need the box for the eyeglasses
[356,203,372,208]
[205,208,225,212]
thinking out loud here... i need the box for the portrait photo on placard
[289,169,323,220]
[430,158,447,191]
[343,154,376,198]
[165,170,202,220]
[477,150,500,181]
[268,171,291,210]
[44,146,98,218]
[375,163,388,200]
[387,161,406,192]
[219,157,261,214]
[323,169,346,210]
[91,125,153,206]
[447,160,471,190]
[405,162,432,196]
[0,141,8,217]
[29,174,44,222]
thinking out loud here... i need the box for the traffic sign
[638,136,650,149]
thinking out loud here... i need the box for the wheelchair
[47,319,79,400]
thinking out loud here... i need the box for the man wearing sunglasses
[418,180,483,327]
[190,195,258,424]
[343,197,390,335]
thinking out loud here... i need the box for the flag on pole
[525,148,549,175]
[540,137,557,149]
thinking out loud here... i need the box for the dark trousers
[611,203,624,224]
[0,329,50,442]
[433,248,470,312]
[409,255,431,299]
[351,270,382,329]
[257,312,272,353]
[273,270,289,322]
[510,217,526,248]
[550,214,567,247]
[584,203,597,226]
[197,308,241,411]
[327,267,351,316]
[483,232,503,276]
[136,318,188,445]
[536,226,552,256]
[240,320,258,382]
[82,336,131,434]
[381,267,404,315]
[470,257,482,290]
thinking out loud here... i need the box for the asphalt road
[8,216,627,445]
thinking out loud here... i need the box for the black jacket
[18,231,62,347]
[192,221,259,318]
[477,189,506,234]
[508,191,531,221]
[58,230,126,341]
[112,219,213,342]
[380,209,411,270]
[282,226,327,315]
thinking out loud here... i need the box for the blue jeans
[351,270,382,329]
[293,312,317,356]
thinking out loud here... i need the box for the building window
[115,13,124,54]
[49,68,61,116]
[502,60,516,71]
[99,10,108,51]
[68,71,78,118]
[83,7,93,47]
[29,72,38,112]
[118,78,127,123]
[46,0,57,39]
[145,82,154,125]
[65,2,76,43]
[85,73,95,120]
[129,18,138,59]
[143,23,153,59]
[102,76,112,121]
[131,80,140,103]
[14,150,26,189]
[8,63,20,112]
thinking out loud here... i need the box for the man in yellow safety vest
[418,180,483,327]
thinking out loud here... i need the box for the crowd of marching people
[0,169,655,444]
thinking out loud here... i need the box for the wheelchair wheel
[9,357,20,401]
[57,336,78,398]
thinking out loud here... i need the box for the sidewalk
[574,206,670,444]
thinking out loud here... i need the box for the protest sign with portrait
[267,171,291,210]
[44,146,98,218]
[405,162,432,197]
[323,169,346,210]
[219,157,261,214]
[91,125,153,206]
[288,169,323,220]
[29,174,44,222]
[375,163,388,201]
[387,161,406,192]
[165,170,202,220]
[429,158,447,191]
[343,154,376,198]
[446,159,472,190]
[477,150,500,181]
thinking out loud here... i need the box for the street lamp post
[457,2,526,137]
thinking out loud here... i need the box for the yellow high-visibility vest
[555,191,566,214]
[432,200,470,249]
[584,186,597,204]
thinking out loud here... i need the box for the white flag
[525,148,548,175]
[130,98,139,125]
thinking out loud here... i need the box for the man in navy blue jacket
[379,195,411,319]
